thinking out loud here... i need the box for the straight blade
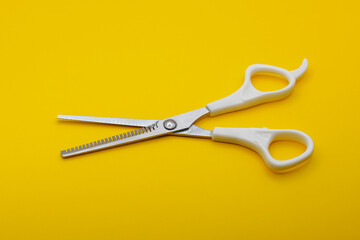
[58,115,158,127]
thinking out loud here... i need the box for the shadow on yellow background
[0,1,359,239]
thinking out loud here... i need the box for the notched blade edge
[61,122,160,158]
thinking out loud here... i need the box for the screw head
[163,119,177,130]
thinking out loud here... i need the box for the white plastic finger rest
[206,59,308,116]
[212,127,314,173]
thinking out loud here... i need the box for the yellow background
[1,0,359,239]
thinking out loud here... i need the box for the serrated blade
[61,121,167,158]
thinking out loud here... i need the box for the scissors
[58,59,314,173]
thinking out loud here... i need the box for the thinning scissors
[58,59,314,172]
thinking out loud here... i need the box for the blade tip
[61,150,70,158]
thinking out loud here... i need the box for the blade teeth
[61,122,160,155]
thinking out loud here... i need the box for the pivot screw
[163,119,177,130]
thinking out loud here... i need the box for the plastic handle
[212,127,314,173]
[206,59,308,116]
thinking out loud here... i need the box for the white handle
[212,127,314,173]
[206,59,308,116]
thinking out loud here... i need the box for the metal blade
[60,107,210,158]
[61,122,165,158]
[58,116,212,138]
[58,115,158,127]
